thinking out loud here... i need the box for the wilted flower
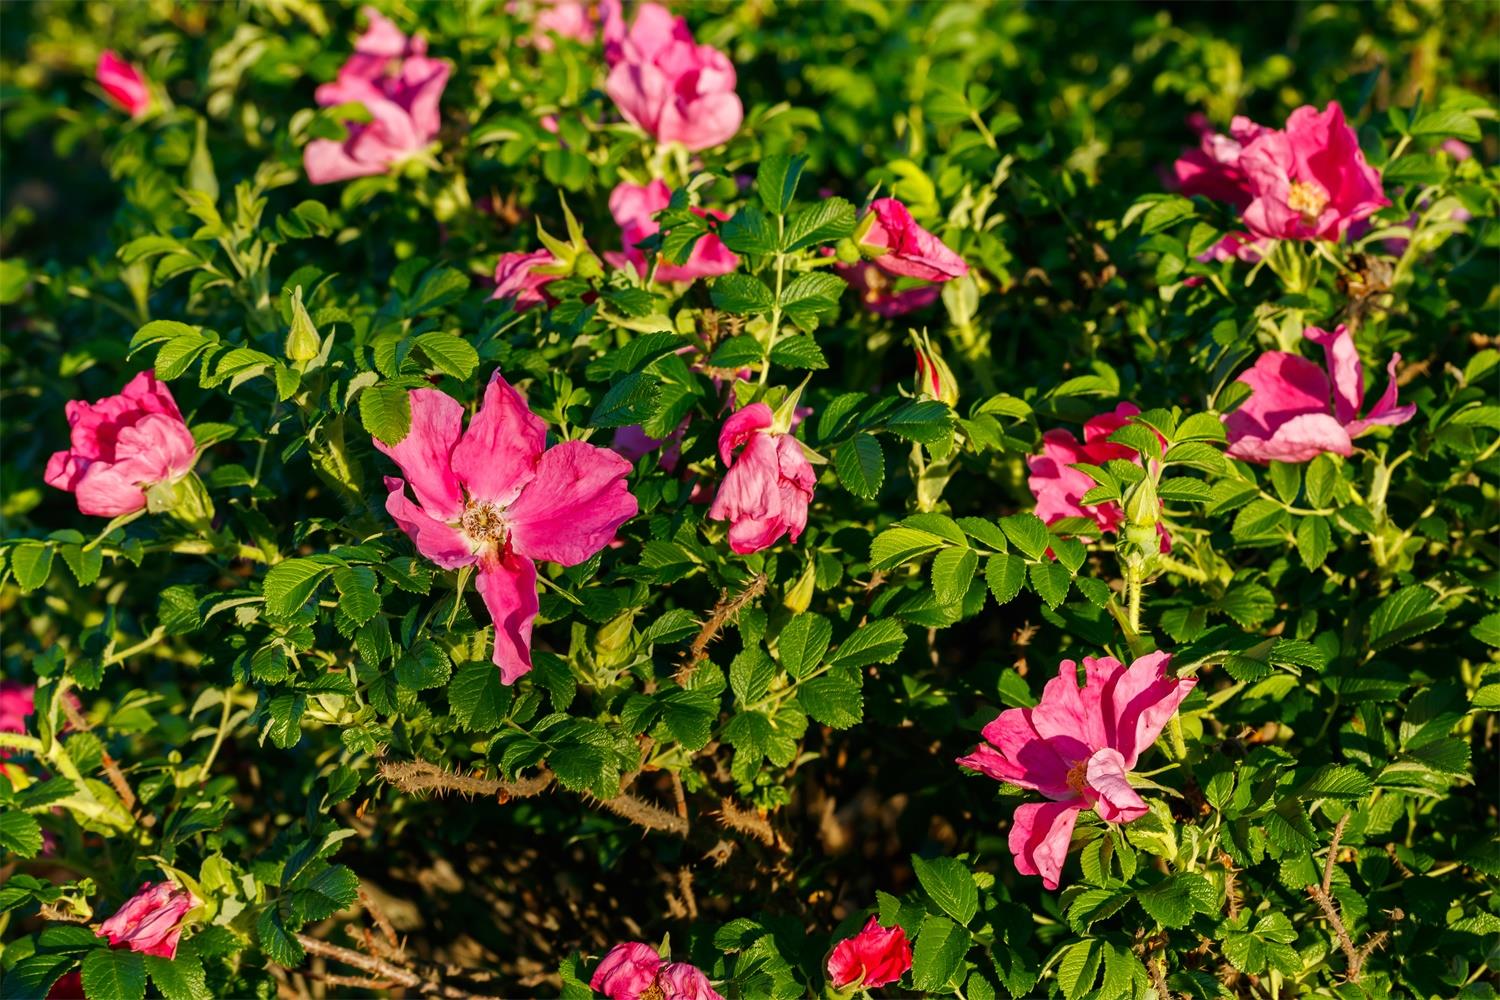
[708,402,815,554]
[1225,324,1416,464]
[827,915,913,991]
[97,882,196,959]
[958,652,1195,889]
[304,7,451,184]
[591,942,724,1000]
[603,2,742,151]
[607,180,738,283]
[45,372,198,518]
[96,51,151,118]
[853,198,968,282]
[1240,102,1388,242]
[376,372,636,683]
[492,250,561,311]
[833,261,942,317]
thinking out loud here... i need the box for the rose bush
[1,2,1496,999]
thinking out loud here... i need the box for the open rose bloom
[959,652,1195,889]
[1225,324,1416,464]
[603,2,742,151]
[608,179,738,282]
[826,915,913,991]
[304,7,450,184]
[97,882,196,959]
[708,403,815,554]
[591,942,724,1000]
[45,372,197,518]
[1171,113,1268,210]
[1239,102,1389,242]
[854,198,969,282]
[96,51,151,118]
[376,372,636,683]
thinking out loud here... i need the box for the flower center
[1066,757,1090,795]
[460,500,507,543]
[640,982,666,1000]
[1286,180,1329,225]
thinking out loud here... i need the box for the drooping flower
[492,250,561,311]
[708,403,815,554]
[96,51,151,118]
[1027,402,1167,545]
[853,199,968,282]
[303,7,451,184]
[97,882,196,959]
[1171,113,1269,210]
[1240,102,1389,242]
[1224,324,1416,464]
[45,372,198,518]
[833,261,942,317]
[375,372,636,683]
[826,916,913,991]
[590,942,724,1000]
[602,2,742,151]
[532,0,596,49]
[607,180,738,283]
[958,652,1195,889]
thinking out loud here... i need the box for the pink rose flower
[591,942,724,1000]
[707,403,816,554]
[97,882,196,959]
[1027,403,1165,548]
[834,261,942,317]
[375,372,636,683]
[1240,102,1389,242]
[533,0,596,49]
[607,180,738,283]
[1171,114,1268,210]
[1225,324,1416,464]
[603,2,743,151]
[958,652,1195,889]
[45,372,197,518]
[855,198,968,282]
[96,51,151,118]
[826,915,913,990]
[492,250,561,311]
[303,7,451,184]
[0,681,36,740]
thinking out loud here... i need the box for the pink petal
[1097,651,1195,768]
[1348,353,1417,435]
[590,942,663,1000]
[73,464,148,517]
[718,402,773,465]
[1226,412,1353,464]
[451,372,547,508]
[476,551,539,685]
[1223,351,1333,459]
[961,706,1074,796]
[112,413,197,484]
[1304,325,1363,425]
[506,441,637,566]
[371,388,465,521]
[382,477,475,570]
[1029,659,1109,759]
[1083,747,1148,823]
[1008,799,1083,890]
[304,139,387,184]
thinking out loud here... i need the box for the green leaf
[415,332,479,380]
[396,639,452,690]
[7,953,77,999]
[1369,585,1446,651]
[404,266,470,316]
[730,648,775,706]
[448,660,512,730]
[1136,873,1214,928]
[1305,453,1338,508]
[998,514,1050,561]
[783,197,856,252]
[0,810,43,857]
[718,205,777,255]
[911,914,971,992]
[757,153,805,214]
[262,559,332,618]
[985,554,1027,605]
[911,855,978,925]
[333,567,381,628]
[885,400,955,445]
[710,273,775,314]
[1054,939,1103,1000]
[798,675,863,728]
[1175,412,1227,442]
[658,689,715,750]
[1217,583,1275,627]
[1269,462,1301,505]
[256,907,304,967]
[708,335,762,369]
[11,542,53,593]
[778,614,832,679]
[359,384,412,446]
[835,434,884,499]
[870,526,948,570]
[82,949,147,1000]
[590,372,662,428]
[1028,561,1071,608]
[292,865,359,922]
[931,547,978,606]
[263,693,306,750]
[769,335,828,370]
[144,955,212,1000]
[1295,516,1332,569]
[829,619,906,669]
[780,272,846,332]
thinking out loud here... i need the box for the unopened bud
[834,237,862,264]
[912,334,958,407]
[1123,476,1160,532]
[594,610,635,658]
[783,560,816,614]
[285,285,321,362]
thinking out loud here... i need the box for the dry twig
[296,933,503,1000]
[677,574,767,684]
[1306,813,1388,982]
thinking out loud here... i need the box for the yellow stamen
[1286,180,1329,225]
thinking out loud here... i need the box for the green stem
[759,216,788,385]
[197,691,237,784]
